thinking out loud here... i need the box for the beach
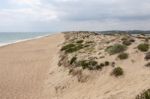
[0,33,64,99]
[0,32,150,99]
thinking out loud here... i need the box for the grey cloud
[1,0,150,32]
[48,0,150,21]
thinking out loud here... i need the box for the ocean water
[0,32,54,46]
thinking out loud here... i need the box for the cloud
[0,0,58,22]
[1,0,150,32]
[12,0,42,7]
[50,0,150,21]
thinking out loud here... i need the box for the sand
[0,32,150,99]
[0,33,64,99]
[46,32,150,99]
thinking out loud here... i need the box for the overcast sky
[0,0,150,32]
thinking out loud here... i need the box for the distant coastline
[0,32,56,47]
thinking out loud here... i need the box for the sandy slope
[0,33,64,99]
[44,33,150,99]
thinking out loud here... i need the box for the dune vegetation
[58,31,150,98]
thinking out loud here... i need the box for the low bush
[76,40,84,43]
[100,63,105,67]
[136,89,150,99]
[69,68,82,76]
[145,62,150,67]
[86,41,94,44]
[111,67,124,77]
[122,40,132,46]
[137,43,149,52]
[96,65,102,70]
[104,61,110,66]
[118,53,128,60]
[145,38,149,42]
[145,52,150,60]
[78,60,98,70]
[130,39,135,42]
[95,62,110,70]
[61,43,75,51]
[121,37,128,41]
[106,44,127,55]
[78,60,88,69]
[70,56,77,65]
[61,43,84,53]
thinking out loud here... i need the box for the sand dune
[46,32,150,99]
[0,32,150,99]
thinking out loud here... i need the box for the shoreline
[0,33,58,47]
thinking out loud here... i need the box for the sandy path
[0,33,64,99]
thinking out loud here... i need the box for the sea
[0,32,55,47]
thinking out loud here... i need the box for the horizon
[1,30,150,33]
[1,0,150,32]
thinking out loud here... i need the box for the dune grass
[106,44,127,55]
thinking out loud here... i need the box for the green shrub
[104,61,110,66]
[145,52,150,60]
[76,40,84,43]
[106,44,127,55]
[61,43,84,53]
[78,60,89,69]
[136,89,150,99]
[118,53,128,60]
[111,67,124,77]
[78,60,98,70]
[70,56,77,65]
[61,43,75,51]
[86,41,94,44]
[130,39,135,42]
[122,40,132,46]
[137,43,149,52]
[96,65,102,70]
[145,62,150,67]
[89,60,98,66]
[121,37,128,41]
[145,38,149,42]
[100,63,105,67]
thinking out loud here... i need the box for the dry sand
[0,33,64,99]
[0,32,150,99]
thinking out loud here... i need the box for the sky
[0,0,150,32]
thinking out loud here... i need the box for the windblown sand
[0,33,64,99]
[0,33,150,99]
